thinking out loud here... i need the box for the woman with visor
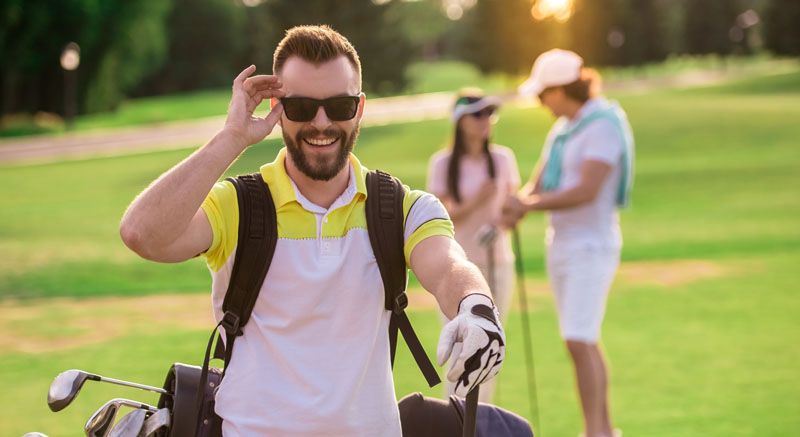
[426,88,521,403]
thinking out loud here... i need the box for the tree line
[1,0,797,119]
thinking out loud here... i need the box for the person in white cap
[427,88,520,403]
[503,49,634,437]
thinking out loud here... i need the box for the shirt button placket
[321,214,330,255]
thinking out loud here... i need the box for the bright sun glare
[531,0,574,23]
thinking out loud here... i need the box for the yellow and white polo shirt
[201,148,453,437]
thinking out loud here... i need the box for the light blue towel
[540,100,635,208]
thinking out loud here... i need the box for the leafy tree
[566,0,617,65]
[683,0,741,55]
[241,0,416,95]
[0,0,170,116]
[133,0,246,95]
[612,0,669,65]
[763,0,800,55]
[456,0,559,74]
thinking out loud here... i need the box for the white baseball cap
[518,49,584,97]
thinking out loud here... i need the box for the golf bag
[156,170,464,436]
[399,392,533,437]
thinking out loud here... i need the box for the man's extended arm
[410,235,489,318]
[410,235,505,396]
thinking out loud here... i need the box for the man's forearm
[436,259,492,320]
[120,130,246,251]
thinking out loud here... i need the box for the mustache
[298,126,345,141]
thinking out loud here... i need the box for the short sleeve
[582,119,624,165]
[426,151,450,198]
[402,189,454,266]
[200,180,239,272]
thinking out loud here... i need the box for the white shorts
[546,243,620,343]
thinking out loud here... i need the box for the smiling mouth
[303,136,338,147]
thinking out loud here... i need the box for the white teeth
[304,137,336,146]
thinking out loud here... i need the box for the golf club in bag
[46,368,171,437]
[108,408,148,437]
[48,369,168,413]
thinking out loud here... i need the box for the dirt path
[0,92,459,165]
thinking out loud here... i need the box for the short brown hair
[273,25,361,86]
[561,68,602,103]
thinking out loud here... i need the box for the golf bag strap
[366,170,441,388]
[197,173,276,434]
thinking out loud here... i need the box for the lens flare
[531,0,574,22]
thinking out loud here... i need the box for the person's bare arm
[501,159,612,228]
[119,65,284,262]
[520,162,544,196]
[410,235,490,319]
[411,235,505,396]
[522,159,613,211]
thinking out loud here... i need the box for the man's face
[275,56,364,181]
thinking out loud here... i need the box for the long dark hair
[447,95,496,203]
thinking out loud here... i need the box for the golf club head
[85,398,158,437]
[141,408,171,436]
[84,400,120,437]
[108,408,147,437]
[48,369,97,412]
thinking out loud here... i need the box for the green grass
[404,60,518,94]
[1,70,799,436]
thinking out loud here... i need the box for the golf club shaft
[97,375,169,395]
[512,227,540,433]
[463,386,479,437]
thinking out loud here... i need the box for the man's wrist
[217,128,250,153]
[458,293,494,313]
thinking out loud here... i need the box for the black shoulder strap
[220,172,277,340]
[197,172,277,432]
[365,169,441,388]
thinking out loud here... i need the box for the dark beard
[284,124,359,181]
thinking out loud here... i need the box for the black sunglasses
[468,107,497,118]
[279,96,360,122]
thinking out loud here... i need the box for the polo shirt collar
[259,147,368,209]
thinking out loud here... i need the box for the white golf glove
[437,293,506,397]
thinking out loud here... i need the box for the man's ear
[356,92,366,120]
[271,97,282,127]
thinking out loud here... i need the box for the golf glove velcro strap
[437,294,506,397]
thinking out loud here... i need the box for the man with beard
[120,25,505,436]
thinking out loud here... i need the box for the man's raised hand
[224,65,285,149]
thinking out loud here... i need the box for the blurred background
[1,0,798,436]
